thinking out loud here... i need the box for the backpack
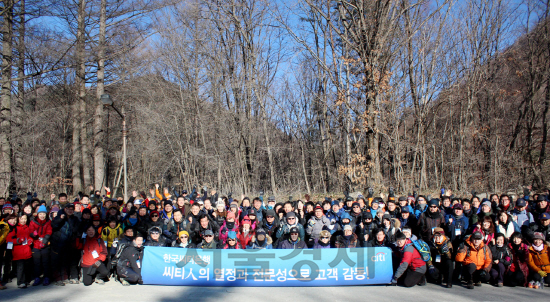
[111,242,128,269]
[406,239,432,262]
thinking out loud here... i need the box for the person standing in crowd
[418,199,445,243]
[455,231,492,289]
[7,215,33,288]
[29,205,52,286]
[305,205,330,247]
[50,203,80,286]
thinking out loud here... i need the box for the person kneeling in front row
[117,233,144,286]
[391,231,427,287]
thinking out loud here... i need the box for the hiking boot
[497,282,503,287]
[43,277,50,286]
[95,279,105,285]
[0,284,7,290]
[69,278,79,284]
[121,279,130,286]
[18,283,27,289]
[534,281,540,289]
[529,281,535,288]
[55,280,65,286]
[32,277,41,286]
[446,283,452,288]
[467,281,474,289]
[475,281,482,287]
[62,279,70,284]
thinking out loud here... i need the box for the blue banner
[142,247,393,286]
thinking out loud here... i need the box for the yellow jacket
[101,224,123,248]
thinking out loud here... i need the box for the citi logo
[371,252,386,262]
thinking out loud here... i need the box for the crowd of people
[0,185,549,290]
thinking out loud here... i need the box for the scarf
[533,244,544,252]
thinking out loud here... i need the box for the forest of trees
[0,0,549,199]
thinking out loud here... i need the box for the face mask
[129,218,138,225]
[267,205,273,210]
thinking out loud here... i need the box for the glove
[163,230,172,237]
[31,231,38,238]
[93,261,102,268]
[479,270,487,279]
[428,265,436,274]
[33,192,38,198]
[539,271,548,278]
[0,224,5,231]
[259,190,264,196]
[390,278,397,286]
[309,220,316,226]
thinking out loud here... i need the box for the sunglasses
[152,215,159,217]
[430,206,438,208]
[204,235,213,238]
[288,217,295,220]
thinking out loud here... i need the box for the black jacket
[117,245,144,275]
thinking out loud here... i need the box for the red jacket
[7,224,33,261]
[28,218,52,249]
[76,235,108,267]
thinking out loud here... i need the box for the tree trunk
[73,0,87,194]
[94,0,106,192]
[0,0,14,196]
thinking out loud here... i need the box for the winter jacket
[455,236,492,271]
[312,238,332,249]
[445,213,469,242]
[508,242,530,286]
[218,220,239,244]
[197,239,218,249]
[77,235,108,267]
[0,220,9,245]
[305,215,330,240]
[418,210,445,242]
[334,234,358,248]
[276,222,305,242]
[7,224,33,261]
[171,240,196,248]
[394,239,427,280]
[101,224,124,248]
[428,236,453,267]
[247,235,273,249]
[237,230,255,248]
[165,219,188,241]
[496,219,517,239]
[50,212,80,248]
[510,209,534,229]
[117,244,144,275]
[528,244,550,274]
[277,238,307,249]
[28,218,52,249]
[489,244,512,267]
